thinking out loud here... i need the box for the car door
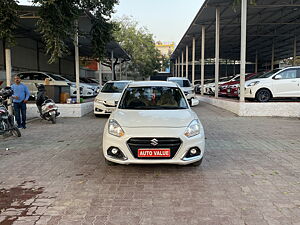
[272,69,299,97]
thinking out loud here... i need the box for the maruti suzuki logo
[151,138,158,146]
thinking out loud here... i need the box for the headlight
[108,119,125,137]
[184,120,201,138]
[94,98,104,104]
[247,81,260,87]
[230,84,239,88]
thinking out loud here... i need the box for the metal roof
[171,0,300,64]
[16,5,131,61]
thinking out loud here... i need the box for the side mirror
[274,74,282,80]
[190,98,199,107]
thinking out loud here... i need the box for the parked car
[94,80,131,116]
[167,77,195,104]
[219,73,258,97]
[63,76,97,97]
[244,67,300,102]
[102,81,205,166]
[204,76,235,95]
[53,75,84,97]
[16,71,72,98]
[224,72,270,97]
[79,77,101,94]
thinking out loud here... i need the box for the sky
[19,0,204,44]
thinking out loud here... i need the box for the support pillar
[239,0,247,102]
[119,62,122,80]
[186,45,189,78]
[98,61,102,86]
[215,7,220,98]
[74,21,80,103]
[181,51,184,77]
[255,50,258,73]
[5,48,12,113]
[271,40,275,71]
[201,26,205,96]
[293,36,297,66]
[192,37,195,85]
[111,50,114,80]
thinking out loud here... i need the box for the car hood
[96,92,122,104]
[112,109,197,128]
[245,78,266,86]
[180,87,194,91]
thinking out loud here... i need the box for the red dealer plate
[138,149,171,158]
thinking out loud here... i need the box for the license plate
[227,89,231,93]
[138,149,170,158]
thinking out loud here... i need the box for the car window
[259,69,281,78]
[278,69,297,79]
[119,86,188,110]
[101,82,129,93]
[47,74,67,81]
[297,69,300,78]
[169,79,191,87]
[18,73,33,80]
[32,73,48,81]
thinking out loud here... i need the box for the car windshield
[258,69,281,78]
[101,82,128,93]
[119,86,188,110]
[47,74,68,81]
[169,79,191,87]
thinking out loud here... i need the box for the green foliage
[0,0,19,48]
[33,0,118,63]
[113,16,161,79]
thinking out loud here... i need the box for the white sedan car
[94,80,131,116]
[102,81,205,166]
[245,67,300,102]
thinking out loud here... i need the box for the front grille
[127,138,182,159]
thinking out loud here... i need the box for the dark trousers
[13,102,27,127]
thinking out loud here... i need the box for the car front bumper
[94,102,116,115]
[244,87,256,98]
[102,126,205,165]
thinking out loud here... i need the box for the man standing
[11,75,30,129]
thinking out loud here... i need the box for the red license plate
[138,149,170,158]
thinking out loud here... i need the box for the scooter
[0,87,21,137]
[35,84,60,124]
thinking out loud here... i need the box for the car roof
[128,81,178,88]
[106,80,132,83]
[167,77,189,80]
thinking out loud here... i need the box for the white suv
[167,77,195,104]
[102,81,205,166]
[244,67,300,102]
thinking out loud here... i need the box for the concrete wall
[198,96,300,117]
[27,102,94,118]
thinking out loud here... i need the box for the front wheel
[256,89,272,102]
[11,126,21,137]
[50,114,56,124]
[191,158,203,166]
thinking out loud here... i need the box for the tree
[33,0,118,63]
[0,0,19,48]
[113,16,161,80]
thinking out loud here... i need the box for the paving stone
[0,103,299,224]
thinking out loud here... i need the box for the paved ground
[0,102,300,225]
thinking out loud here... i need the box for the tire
[105,158,116,166]
[51,114,56,124]
[255,89,272,102]
[191,158,203,166]
[11,126,21,137]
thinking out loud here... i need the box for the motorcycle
[0,87,21,137]
[35,84,60,124]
